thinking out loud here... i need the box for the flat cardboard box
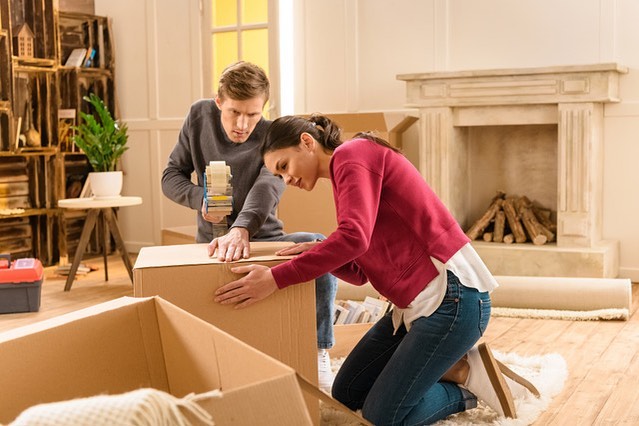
[0,296,314,425]
[330,322,374,358]
[133,241,320,422]
[278,112,418,236]
[161,225,197,245]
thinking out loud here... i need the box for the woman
[214,114,537,424]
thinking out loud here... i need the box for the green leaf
[71,94,129,172]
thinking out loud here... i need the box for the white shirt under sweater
[392,243,498,332]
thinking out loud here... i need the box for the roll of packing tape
[491,276,632,311]
[206,161,231,193]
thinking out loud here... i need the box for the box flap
[296,373,373,426]
[0,296,151,340]
[389,115,419,149]
[134,242,296,270]
[320,111,418,139]
[197,374,312,425]
[331,112,387,131]
[0,297,169,423]
[154,298,296,395]
[390,115,419,134]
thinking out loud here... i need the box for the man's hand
[214,264,277,308]
[207,227,250,261]
[201,199,226,224]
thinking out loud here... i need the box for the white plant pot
[89,171,123,199]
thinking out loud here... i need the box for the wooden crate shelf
[0,1,116,266]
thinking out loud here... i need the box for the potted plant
[72,93,129,198]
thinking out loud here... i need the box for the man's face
[216,95,266,143]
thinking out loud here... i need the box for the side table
[58,196,142,291]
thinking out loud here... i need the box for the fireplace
[397,64,627,278]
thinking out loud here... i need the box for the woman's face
[263,134,320,191]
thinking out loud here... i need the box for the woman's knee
[331,382,357,410]
[331,371,367,411]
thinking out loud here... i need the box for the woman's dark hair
[261,113,402,156]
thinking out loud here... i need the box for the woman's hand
[275,240,322,256]
[214,264,277,308]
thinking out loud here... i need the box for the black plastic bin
[0,255,43,314]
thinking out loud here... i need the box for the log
[520,207,547,245]
[492,210,505,242]
[503,233,515,244]
[502,198,527,243]
[483,232,493,242]
[517,197,555,243]
[537,222,555,242]
[532,204,557,233]
[465,191,505,240]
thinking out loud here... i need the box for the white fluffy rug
[491,306,629,321]
[321,350,567,426]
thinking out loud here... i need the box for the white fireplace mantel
[397,63,628,278]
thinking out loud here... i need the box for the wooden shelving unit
[0,0,116,265]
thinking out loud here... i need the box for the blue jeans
[332,271,490,425]
[254,232,337,349]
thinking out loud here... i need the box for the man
[161,61,337,391]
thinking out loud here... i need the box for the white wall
[294,0,639,281]
[94,0,203,250]
[97,0,639,280]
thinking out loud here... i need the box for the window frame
[202,0,280,118]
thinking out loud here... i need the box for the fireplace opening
[465,190,557,246]
[467,124,558,226]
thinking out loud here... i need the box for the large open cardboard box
[0,296,317,425]
[278,112,418,236]
[133,241,320,422]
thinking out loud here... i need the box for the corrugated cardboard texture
[133,242,319,423]
[279,178,337,237]
[0,297,314,425]
[134,241,296,268]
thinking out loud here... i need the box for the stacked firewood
[465,191,556,245]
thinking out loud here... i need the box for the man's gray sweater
[161,99,285,243]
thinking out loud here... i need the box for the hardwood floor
[483,283,639,425]
[0,254,133,333]
[0,254,637,424]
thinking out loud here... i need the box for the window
[205,0,279,118]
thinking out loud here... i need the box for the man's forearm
[162,169,203,210]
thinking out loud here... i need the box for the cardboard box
[161,225,197,245]
[278,112,419,236]
[0,296,314,425]
[330,322,374,358]
[133,242,320,422]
